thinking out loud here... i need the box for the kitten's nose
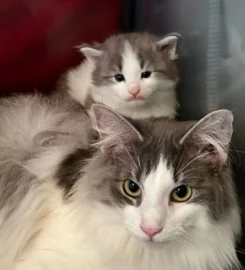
[128,82,140,97]
[140,225,163,238]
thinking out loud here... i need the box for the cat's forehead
[136,135,179,178]
[91,33,179,82]
[99,33,163,70]
[132,119,205,180]
[102,33,159,52]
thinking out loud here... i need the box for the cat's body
[0,95,241,270]
[62,32,180,119]
[0,93,93,220]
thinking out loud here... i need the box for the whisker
[178,167,204,176]
[119,141,138,170]
[236,248,245,255]
[175,150,185,177]
[180,176,208,182]
[176,153,208,178]
[131,143,141,170]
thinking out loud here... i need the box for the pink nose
[140,225,163,238]
[128,82,140,97]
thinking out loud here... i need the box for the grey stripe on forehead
[136,140,165,181]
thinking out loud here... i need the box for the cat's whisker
[236,248,245,255]
[175,168,204,180]
[131,143,141,170]
[180,176,208,182]
[175,234,191,247]
[113,135,139,170]
[175,150,185,177]
[176,153,208,177]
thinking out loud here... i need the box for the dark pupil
[141,71,151,78]
[128,181,139,193]
[174,185,187,198]
[115,74,125,82]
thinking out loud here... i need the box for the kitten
[63,32,180,119]
[0,101,241,270]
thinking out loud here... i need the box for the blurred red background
[0,0,121,95]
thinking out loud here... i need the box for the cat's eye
[114,74,125,82]
[141,71,152,79]
[121,180,142,198]
[170,185,192,202]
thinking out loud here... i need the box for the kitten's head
[80,33,180,119]
[79,104,239,246]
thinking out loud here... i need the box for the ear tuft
[91,104,143,155]
[156,33,181,60]
[77,44,104,60]
[180,110,233,164]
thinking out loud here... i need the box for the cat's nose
[128,82,140,97]
[140,225,163,238]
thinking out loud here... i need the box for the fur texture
[64,32,180,119]
[0,97,241,270]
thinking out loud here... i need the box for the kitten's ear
[156,33,181,60]
[179,110,233,164]
[78,43,104,61]
[91,104,143,155]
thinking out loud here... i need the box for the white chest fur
[7,184,239,270]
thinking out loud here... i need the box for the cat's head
[79,33,180,119]
[77,104,240,246]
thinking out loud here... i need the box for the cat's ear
[78,43,104,61]
[91,104,143,155]
[156,33,181,60]
[179,110,233,164]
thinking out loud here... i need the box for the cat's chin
[138,237,172,250]
[125,97,146,106]
[133,232,182,247]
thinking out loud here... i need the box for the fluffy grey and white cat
[0,95,241,270]
[63,32,180,119]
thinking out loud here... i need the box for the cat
[0,98,241,270]
[61,32,180,119]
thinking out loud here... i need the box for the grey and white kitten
[0,97,241,270]
[64,32,180,119]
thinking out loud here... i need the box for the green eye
[171,185,192,202]
[122,180,142,198]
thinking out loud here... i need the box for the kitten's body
[63,32,180,119]
[0,96,241,270]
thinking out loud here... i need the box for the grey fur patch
[56,148,94,195]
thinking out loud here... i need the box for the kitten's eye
[114,74,125,82]
[122,180,142,198]
[141,71,152,79]
[170,185,192,202]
